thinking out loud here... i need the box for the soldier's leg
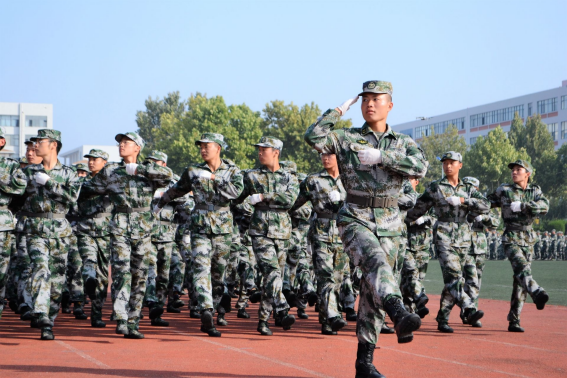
[224,242,239,296]
[167,244,185,309]
[110,235,134,323]
[47,237,71,324]
[78,234,98,299]
[339,249,356,315]
[505,243,545,312]
[155,242,174,308]
[400,251,423,310]
[211,234,231,319]
[28,235,53,320]
[474,254,486,308]
[295,238,315,312]
[462,250,480,308]
[91,236,111,323]
[144,243,159,305]
[356,277,386,345]
[312,239,335,324]
[66,235,84,308]
[191,233,215,312]
[126,236,152,330]
[236,245,256,310]
[16,233,34,313]
[6,236,18,311]
[0,232,13,318]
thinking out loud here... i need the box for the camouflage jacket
[232,197,254,246]
[236,165,299,240]
[0,157,27,231]
[488,183,548,247]
[76,173,114,237]
[468,209,500,255]
[407,177,490,248]
[80,160,173,239]
[19,161,81,238]
[158,159,243,235]
[304,108,428,237]
[398,179,418,223]
[291,169,345,244]
[174,193,195,243]
[152,176,186,243]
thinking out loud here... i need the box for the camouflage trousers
[191,232,231,313]
[284,227,315,310]
[27,235,70,323]
[466,253,485,308]
[0,231,15,318]
[400,250,424,308]
[505,243,542,323]
[533,244,541,260]
[435,244,477,324]
[64,234,84,303]
[6,236,18,304]
[77,234,110,320]
[225,242,240,289]
[145,241,174,308]
[110,235,152,326]
[14,233,33,311]
[251,236,290,321]
[167,245,186,306]
[180,232,198,312]
[235,243,257,309]
[340,222,404,345]
[312,239,352,323]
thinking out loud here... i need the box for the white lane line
[473,338,565,353]
[172,330,334,378]
[56,340,110,369]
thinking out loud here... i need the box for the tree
[418,125,467,187]
[463,127,530,193]
[507,111,526,149]
[136,91,185,151]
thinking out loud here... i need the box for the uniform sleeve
[289,178,310,214]
[158,167,193,207]
[406,185,435,221]
[464,187,490,214]
[79,166,109,198]
[380,138,429,179]
[0,164,27,196]
[304,109,341,154]
[522,187,549,216]
[262,172,300,209]
[213,165,244,201]
[233,172,253,205]
[43,169,81,206]
[482,210,501,229]
[137,161,173,188]
[398,180,418,211]
[487,186,503,208]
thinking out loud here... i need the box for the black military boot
[73,303,88,320]
[237,308,250,319]
[200,310,221,337]
[189,309,201,318]
[171,293,185,308]
[329,316,347,332]
[91,318,106,328]
[38,313,52,328]
[220,293,232,313]
[345,307,357,321]
[277,310,295,331]
[115,320,128,335]
[380,322,395,334]
[217,313,228,326]
[30,317,40,328]
[61,293,71,314]
[9,299,18,313]
[355,343,385,378]
[437,322,454,333]
[84,276,97,299]
[321,322,337,335]
[167,304,181,313]
[20,305,33,321]
[534,289,549,310]
[257,320,272,336]
[124,326,145,339]
[227,284,237,298]
[151,317,170,327]
[463,308,484,326]
[308,292,318,307]
[41,327,55,341]
[297,308,309,319]
[414,293,430,319]
[508,321,525,332]
[249,291,262,304]
[383,297,421,344]
[148,303,164,320]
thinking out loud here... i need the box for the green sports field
[422,260,567,306]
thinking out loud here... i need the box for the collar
[439,176,464,188]
[360,123,397,139]
[198,160,227,172]
[512,182,530,190]
[260,165,285,174]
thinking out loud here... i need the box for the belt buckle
[207,204,214,211]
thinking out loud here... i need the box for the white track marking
[56,340,110,369]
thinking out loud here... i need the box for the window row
[470,105,524,127]
[537,98,557,114]
[414,117,465,138]
[0,115,19,127]
[0,115,48,128]
[562,95,566,110]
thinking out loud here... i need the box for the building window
[4,134,19,146]
[414,125,432,139]
[561,122,567,139]
[548,123,558,141]
[470,105,524,127]
[562,96,566,110]
[537,98,557,114]
[26,116,48,127]
[0,115,20,127]
[470,137,478,145]
[528,103,532,116]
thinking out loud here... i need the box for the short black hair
[50,139,62,154]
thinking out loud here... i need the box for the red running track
[1,295,566,378]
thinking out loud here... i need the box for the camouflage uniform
[549,230,558,260]
[305,95,428,344]
[0,151,26,318]
[231,197,257,310]
[405,208,434,310]
[80,132,173,333]
[487,160,549,328]
[533,232,541,260]
[172,193,195,311]
[540,231,549,260]
[407,156,490,328]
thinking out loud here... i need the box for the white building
[60,145,121,166]
[392,80,567,149]
[0,102,53,158]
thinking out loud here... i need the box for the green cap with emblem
[195,132,228,150]
[84,148,109,161]
[440,151,462,163]
[147,150,168,163]
[115,131,145,150]
[73,163,89,172]
[253,136,283,150]
[462,176,480,187]
[358,80,393,97]
[30,129,62,142]
[508,159,533,174]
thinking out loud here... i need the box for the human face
[34,138,57,158]
[118,137,140,158]
[199,142,221,162]
[361,93,393,124]
[511,165,530,185]
[77,170,88,177]
[409,178,419,190]
[149,158,166,167]
[26,144,42,164]
[258,146,278,166]
[88,157,106,173]
[320,153,338,170]
[442,159,462,177]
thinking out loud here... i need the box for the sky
[1,0,566,155]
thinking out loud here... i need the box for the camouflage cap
[508,159,533,174]
[358,80,393,97]
[440,151,462,163]
[195,133,228,150]
[73,163,89,172]
[24,138,34,146]
[115,131,145,150]
[253,136,283,150]
[30,129,62,142]
[280,160,297,171]
[147,150,168,163]
[84,148,109,160]
[19,156,29,164]
[462,176,480,188]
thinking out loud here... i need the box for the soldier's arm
[464,188,490,214]
[0,164,27,196]
[398,180,418,211]
[304,109,340,154]
[233,172,252,205]
[214,165,244,201]
[158,167,192,207]
[406,185,434,221]
[138,161,173,188]
[44,169,81,205]
[262,172,300,209]
[522,187,549,216]
[487,187,502,208]
[79,166,110,198]
[380,138,428,179]
[289,178,310,213]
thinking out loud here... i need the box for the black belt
[115,207,150,213]
[438,217,467,223]
[66,216,81,222]
[194,204,230,212]
[254,206,288,213]
[346,194,398,208]
[316,212,337,220]
[20,212,66,219]
[505,225,532,232]
[407,225,427,233]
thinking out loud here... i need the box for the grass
[422,260,567,306]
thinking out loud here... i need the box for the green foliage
[463,127,530,192]
[418,125,467,187]
[136,91,185,151]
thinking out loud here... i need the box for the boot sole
[395,314,421,343]
[330,319,347,332]
[535,292,549,310]
[281,316,295,330]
